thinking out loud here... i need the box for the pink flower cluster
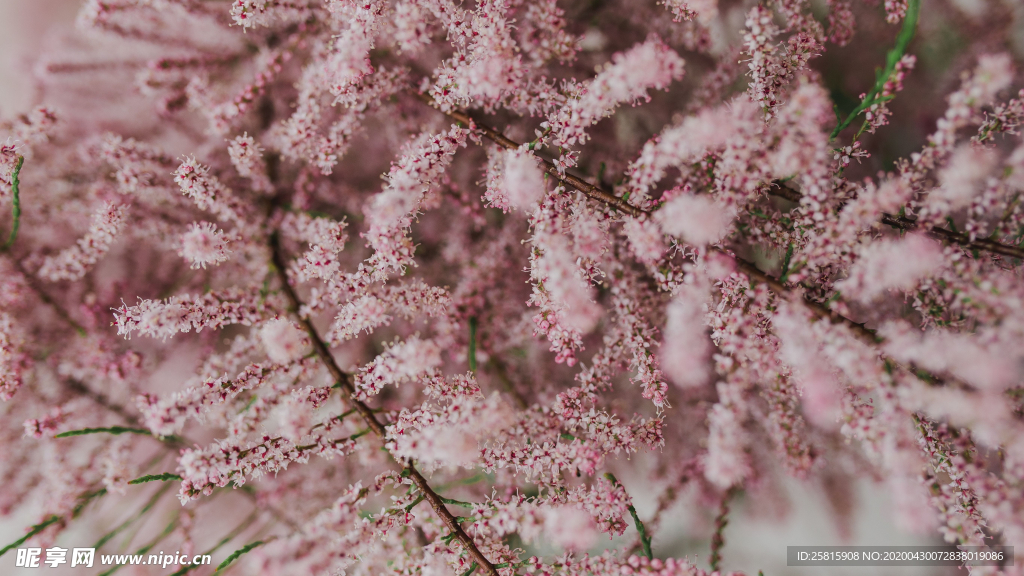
[3,1,1024,575]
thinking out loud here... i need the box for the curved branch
[770,181,1024,260]
[269,233,500,576]
[418,98,973,391]
[416,93,643,218]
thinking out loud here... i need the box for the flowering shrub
[2,0,1024,574]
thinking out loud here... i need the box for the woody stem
[269,233,500,576]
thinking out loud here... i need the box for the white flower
[260,319,310,364]
[180,222,232,269]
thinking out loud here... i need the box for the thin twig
[709,487,737,572]
[416,93,642,218]
[605,473,653,560]
[417,99,971,392]
[269,233,500,576]
[468,316,478,373]
[770,181,1024,260]
[5,155,24,248]
[630,461,698,556]
[417,96,881,343]
[830,0,920,140]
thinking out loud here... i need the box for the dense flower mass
[1,0,1024,574]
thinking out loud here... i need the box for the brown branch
[709,487,737,572]
[416,99,977,392]
[727,256,878,343]
[416,93,643,218]
[269,233,500,576]
[416,96,881,344]
[770,181,1024,260]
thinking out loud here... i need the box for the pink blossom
[545,36,685,167]
[772,301,842,428]
[624,102,746,207]
[227,132,272,192]
[881,322,1021,391]
[533,231,602,335]
[623,217,666,265]
[743,5,822,120]
[363,125,468,278]
[139,362,296,436]
[38,202,128,282]
[388,383,514,470]
[654,194,732,245]
[704,398,751,490]
[543,506,600,552]
[259,318,311,365]
[173,156,247,225]
[835,233,945,303]
[661,0,718,23]
[327,281,449,343]
[354,336,442,398]
[500,148,546,211]
[0,313,28,401]
[179,221,233,269]
[660,285,712,389]
[114,288,269,340]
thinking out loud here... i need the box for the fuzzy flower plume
[835,233,944,303]
[38,202,128,282]
[114,288,266,340]
[0,313,28,401]
[533,232,602,337]
[227,132,272,192]
[704,392,752,490]
[328,281,450,344]
[259,319,311,365]
[624,102,745,206]
[654,194,732,245]
[500,147,546,211]
[543,506,600,552]
[919,144,999,222]
[661,0,718,24]
[388,375,514,470]
[661,284,712,389]
[179,221,233,269]
[881,322,1021,391]
[363,125,468,278]
[354,336,442,398]
[546,36,685,168]
[173,156,245,225]
[772,301,842,428]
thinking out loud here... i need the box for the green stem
[439,497,476,507]
[168,510,259,576]
[128,473,183,485]
[94,482,174,549]
[72,488,108,518]
[97,517,179,576]
[468,316,478,373]
[55,426,153,438]
[215,540,265,572]
[605,473,653,559]
[5,155,23,249]
[404,494,426,512]
[829,0,920,140]
[779,243,795,283]
[0,515,61,557]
